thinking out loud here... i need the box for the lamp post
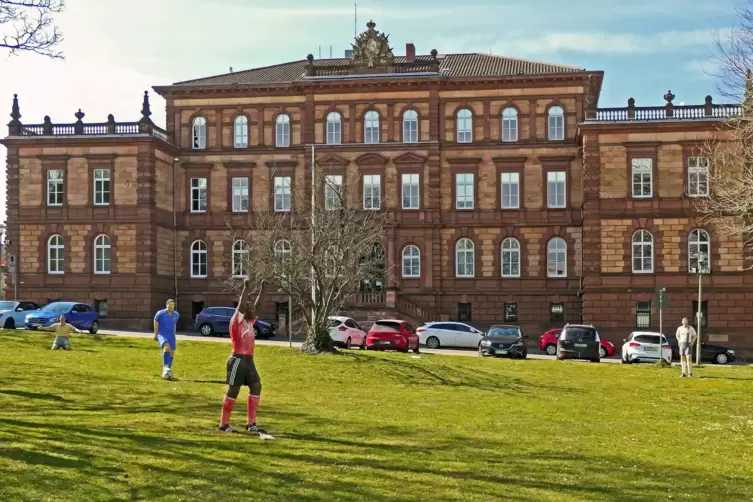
[691,252,710,366]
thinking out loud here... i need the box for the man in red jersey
[218,277,269,435]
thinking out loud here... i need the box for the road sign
[654,287,669,308]
[8,254,16,274]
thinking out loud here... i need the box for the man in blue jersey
[153,299,180,380]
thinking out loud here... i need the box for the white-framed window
[402,245,420,278]
[500,172,520,209]
[192,116,206,149]
[274,176,291,212]
[401,173,419,209]
[93,234,111,274]
[632,230,654,274]
[547,171,566,208]
[457,108,472,143]
[276,114,290,148]
[326,112,342,145]
[190,177,207,213]
[274,239,292,282]
[190,240,208,278]
[47,234,64,274]
[501,238,521,277]
[403,109,418,143]
[364,110,379,144]
[547,237,567,278]
[93,168,111,206]
[502,107,518,142]
[631,158,653,198]
[233,115,248,148]
[455,238,475,277]
[688,156,709,197]
[688,229,710,273]
[324,174,343,210]
[363,174,381,210]
[47,169,64,206]
[231,177,249,212]
[548,106,564,141]
[455,173,474,209]
[232,240,249,278]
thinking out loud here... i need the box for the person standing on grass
[676,317,697,378]
[153,299,179,381]
[41,315,82,350]
[218,277,269,435]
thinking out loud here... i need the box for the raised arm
[236,278,253,315]
[40,323,59,332]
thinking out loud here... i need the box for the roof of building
[172,53,586,87]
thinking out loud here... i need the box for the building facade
[3,22,749,347]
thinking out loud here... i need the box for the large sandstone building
[3,22,749,347]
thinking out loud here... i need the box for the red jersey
[229,311,257,356]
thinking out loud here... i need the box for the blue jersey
[154,309,179,339]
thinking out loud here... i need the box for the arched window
[402,245,420,278]
[548,106,564,141]
[403,109,418,143]
[547,237,567,278]
[190,240,207,278]
[326,112,342,145]
[274,240,291,261]
[94,234,111,274]
[192,116,206,149]
[455,238,475,277]
[688,229,710,273]
[276,114,290,148]
[48,234,64,274]
[233,115,248,148]
[364,110,380,144]
[501,238,521,277]
[632,230,654,274]
[502,107,518,142]
[457,108,472,143]
[232,240,249,278]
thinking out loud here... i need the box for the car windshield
[41,302,74,314]
[561,327,597,341]
[487,327,520,337]
[634,334,663,344]
[371,322,401,331]
[0,301,17,310]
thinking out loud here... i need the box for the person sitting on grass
[40,315,83,350]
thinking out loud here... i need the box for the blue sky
[0,0,745,221]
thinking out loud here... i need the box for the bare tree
[1,0,64,58]
[225,164,391,354]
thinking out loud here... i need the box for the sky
[0,0,744,223]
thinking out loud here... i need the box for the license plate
[645,346,658,352]
[498,350,508,355]
[574,343,587,347]
[377,341,391,345]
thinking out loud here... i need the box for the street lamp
[690,252,711,365]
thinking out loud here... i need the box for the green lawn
[1,332,752,502]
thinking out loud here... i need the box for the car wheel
[545,344,557,356]
[345,337,352,350]
[413,345,420,354]
[599,346,607,359]
[520,349,527,360]
[199,323,214,337]
[591,358,600,363]
[360,337,366,350]
[715,352,729,365]
[89,321,99,334]
[426,336,440,349]
[3,318,15,329]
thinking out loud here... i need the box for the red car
[539,328,615,358]
[366,319,420,353]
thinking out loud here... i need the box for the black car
[665,335,736,365]
[557,324,601,363]
[478,324,528,358]
[194,307,276,339]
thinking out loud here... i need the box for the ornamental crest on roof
[351,20,393,67]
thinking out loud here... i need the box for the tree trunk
[301,322,335,354]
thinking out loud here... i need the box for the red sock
[220,396,235,427]
[247,395,260,425]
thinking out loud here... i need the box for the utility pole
[311,144,316,326]
[694,252,709,366]
[659,287,665,364]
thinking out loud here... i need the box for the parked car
[478,324,528,358]
[328,316,367,349]
[665,335,735,365]
[417,321,485,349]
[194,307,276,339]
[25,302,99,334]
[0,301,41,329]
[540,327,616,358]
[621,332,672,364]
[556,324,601,362]
[366,320,420,353]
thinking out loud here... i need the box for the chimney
[406,43,416,62]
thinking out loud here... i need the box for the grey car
[556,324,601,363]
[478,324,528,358]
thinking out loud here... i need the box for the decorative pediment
[264,159,299,169]
[317,154,350,167]
[224,161,257,169]
[350,21,393,69]
[538,154,575,166]
[446,156,482,167]
[355,152,389,166]
[392,152,427,166]
[492,156,527,167]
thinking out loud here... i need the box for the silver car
[417,321,485,349]
[0,301,41,329]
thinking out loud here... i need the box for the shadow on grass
[0,389,69,401]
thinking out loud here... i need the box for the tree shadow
[0,389,69,401]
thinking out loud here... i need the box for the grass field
[1,331,752,501]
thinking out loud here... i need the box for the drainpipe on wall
[578,144,585,323]
[173,158,179,304]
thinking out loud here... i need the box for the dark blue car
[194,307,276,339]
[25,301,100,333]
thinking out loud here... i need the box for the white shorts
[679,342,692,356]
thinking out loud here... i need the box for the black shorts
[226,354,260,387]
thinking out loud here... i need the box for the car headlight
[481,340,491,346]
[728,350,735,355]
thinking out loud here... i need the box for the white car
[417,321,485,349]
[0,301,41,329]
[328,316,367,350]
[622,331,672,364]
